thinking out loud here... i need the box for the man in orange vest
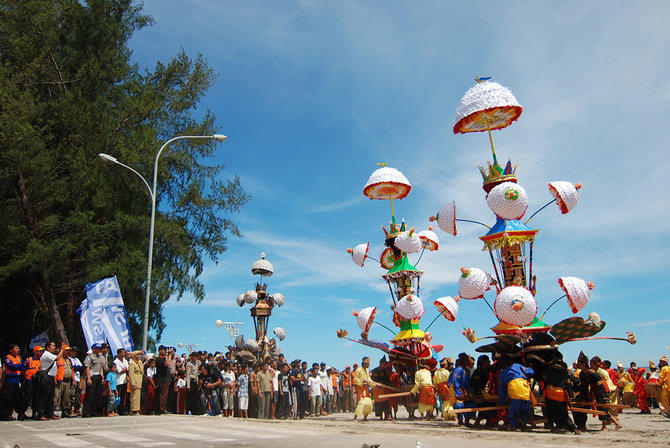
[19,346,43,421]
[1,344,24,420]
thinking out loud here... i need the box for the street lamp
[98,134,227,351]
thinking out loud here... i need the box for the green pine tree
[0,0,249,348]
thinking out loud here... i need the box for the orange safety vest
[55,358,65,381]
[343,372,351,387]
[4,355,22,375]
[24,357,41,380]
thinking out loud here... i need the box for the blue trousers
[508,399,530,426]
[453,400,477,423]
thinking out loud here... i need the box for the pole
[142,135,224,351]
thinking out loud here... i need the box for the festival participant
[617,361,635,406]
[388,365,401,419]
[647,361,660,409]
[450,352,476,427]
[658,355,670,417]
[498,355,535,431]
[20,346,43,420]
[577,352,622,431]
[592,356,620,422]
[542,355,579,434]
[433,358,454,421]
[471,355,496,427]
[410,359,436,421]
[127,351,143,415]
[352,356,373,422]
[1,344,24,420]
[370,356,392,420]
[341,365,353,412]
[632,367,650,414]
[37,342,66,420]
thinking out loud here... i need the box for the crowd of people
[1,340,669,436]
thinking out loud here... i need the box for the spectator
[1,344,24,420]
[37,342,66,420]
[127,350,143,415]
[154,345,174,414]
[144,358,157,415]
[257,361,273,419]
[237,364,249,419]
[307,368,323,417]
[82,343,107,418]
[114,349,129,415]
[221,362,236,417]
[198,363,222,416]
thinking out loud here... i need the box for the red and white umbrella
[434,296,459,321]
[486,181,528,220]
[418,227,439,251]
[395,229,422,253]
[430,202,457,236]
[494,286,537,327]
[347,243,370,267]
[558,276,593,313]
[396,294,425,320]
[353,306,377,333]
[549,182,582,215]
[458,267,492,299]
[363,165,412,200]
[453,80,523,134]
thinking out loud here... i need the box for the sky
[126,0,670,368]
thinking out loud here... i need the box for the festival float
[338,164,456,374]
[228,253,286,364]
[427,77,636,364]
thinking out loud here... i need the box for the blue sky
[127,0,670,368]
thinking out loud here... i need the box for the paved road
[2,409,669,448]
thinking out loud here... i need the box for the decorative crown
[479,158,517,193]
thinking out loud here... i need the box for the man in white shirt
[307,368,324,417]
[37,342,65,420]
[318,362,329,415]
[113,349,129,415]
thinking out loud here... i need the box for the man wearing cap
[53,345,74,418]
[353,356,374,421]
[82,343,108,418]
[20,346,43,420]
[37,342,66,420]
[658,355,670,417]
[1,344,24,420]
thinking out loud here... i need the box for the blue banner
[79,276,134,352]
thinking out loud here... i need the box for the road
[1,408,668,448]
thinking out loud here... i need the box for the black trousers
[277,392,290,418]
[546,399,576,431]
[1,382,21,418]
[117,383,128,414]
[82,375,103,417]
[20,378,36,416]
[38,375,55,418]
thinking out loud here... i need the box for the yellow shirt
[411,368,433,394]
[433,368,449,387]
[597,368,616,393]
[659,365,670,391]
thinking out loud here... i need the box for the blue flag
[80,276,134,352]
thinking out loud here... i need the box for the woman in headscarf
[127,351,144,415]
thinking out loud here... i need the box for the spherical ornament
[215,319,224,327]
[353,307,377,332]
[549,181,581,215]
[458,267,492,299]
[486,182,528,220]
[363,166,412,200]
[251,252,274,277]
[236,294,245,307]
[494,286,537,326]
[396,294,425,320]
[394,230,422,253]
[178,342,184,348]
[244,339,259,352]
[243,290,257,304]
[235,335,245,349]
[418,228,439,251]
[348,243,370,267]
[273,327,286,341]
[430,201,457,236]
[271,293,285,307]
[434,296,459,321]
[558,276,593,313]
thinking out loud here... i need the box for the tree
[0,0,249,349]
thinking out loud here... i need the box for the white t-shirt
[308,376,322,396]
[272,369,279,392]
[70,357,83,382]
[318,370,329,390]
[114,357,129,384]
[40,351,58,376]
[177,378,187,389]
[146,366,156,378]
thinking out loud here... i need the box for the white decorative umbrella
[363,164,412,221]
[236,294,245,307]
[458,267,492,299]
[347,243,370,267]
[549,181,581,215]
[396,294,425,320]
[251,252,274,277]
[453,80,523,134]
[353,307,377,333]
[243,290,258,304]
[273,327,287,341]
[430,202,457,236]
[394,229,422,253]
[271,293,285,307]
[418,227,439,251]
[244,339,259,352]
[558,276,593,313]
[433,296,459,321]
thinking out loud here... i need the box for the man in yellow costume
[353,356,373,421]
[658,355,670,418]
[411,359,436,420]
[433,358,454,420]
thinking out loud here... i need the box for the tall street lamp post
[99,134,227,351]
